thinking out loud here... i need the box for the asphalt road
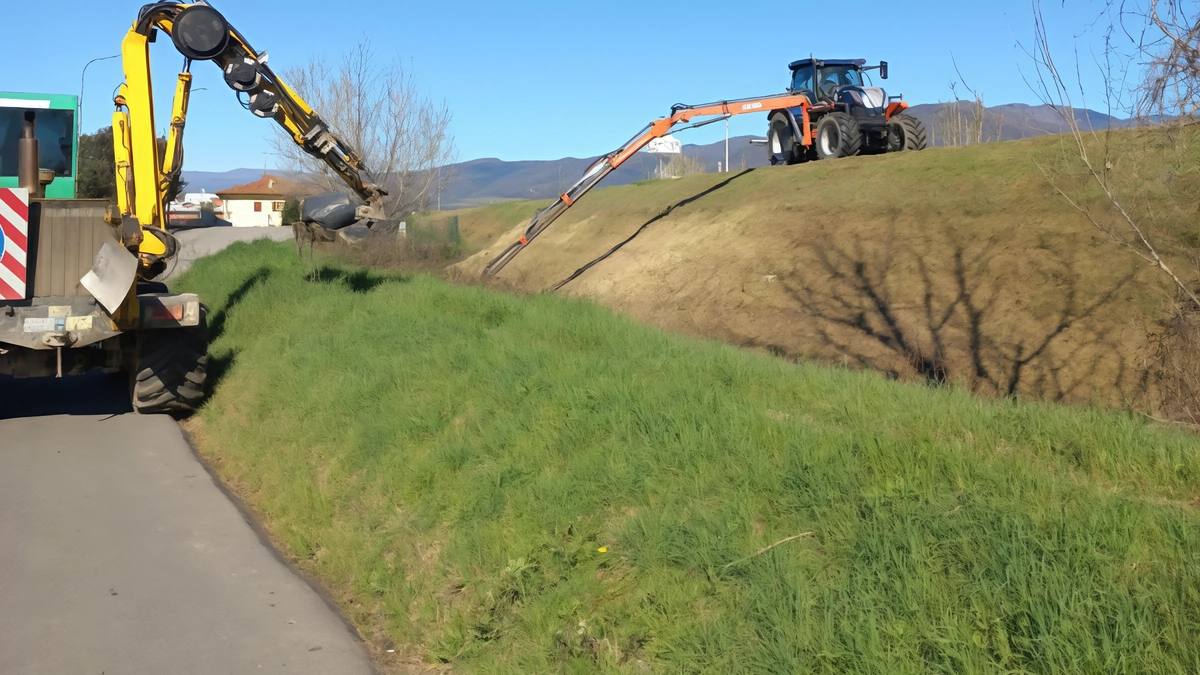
[0,380,376,675]
[164,225,295,280]
[0,226,376,674]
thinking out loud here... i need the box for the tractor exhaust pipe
[17,111,42,198]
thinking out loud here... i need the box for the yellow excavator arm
[112,1,387,277]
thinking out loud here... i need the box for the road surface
[0,225,376,674]
[165,226,295,280]
[0,376,376,674]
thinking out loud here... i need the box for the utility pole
[78,54,121,132]
[724,119,729,173]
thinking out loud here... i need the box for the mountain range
[181,103,1126,210]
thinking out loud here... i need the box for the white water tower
[645,134,682,178]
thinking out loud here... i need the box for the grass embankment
[179,240,1200,674]
[441,129,1200,414]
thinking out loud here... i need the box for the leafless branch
[272,39,457,217]
[1137,0,1200,121]
[1025,0,1200,311]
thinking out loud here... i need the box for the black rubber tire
[767,115,801,166]
[814,112,863,159]
[886,113,928,152]
[132,305,208,415]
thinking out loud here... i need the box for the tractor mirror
[880,61,889,80]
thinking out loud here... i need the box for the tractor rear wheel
[886,113,928,152]
[767,115,802,165]
[815,113,863,159]
[131,306,209,415]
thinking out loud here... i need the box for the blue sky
[2,1,1129,171]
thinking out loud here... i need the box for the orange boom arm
[481,93,813,278]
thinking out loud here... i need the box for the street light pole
[78,54,121,133]
[725,119,729,173]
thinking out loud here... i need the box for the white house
[216,174,314,227]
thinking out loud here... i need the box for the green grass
[178,240,1200,674]
[441,129,1200,413]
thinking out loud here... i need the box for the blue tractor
[765,58,927,164]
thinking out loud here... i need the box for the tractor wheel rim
[820,126,838,155]
[770,131,782,155]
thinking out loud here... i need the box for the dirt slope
[449,131,1198,410]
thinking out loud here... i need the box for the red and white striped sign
[0,188,29,301]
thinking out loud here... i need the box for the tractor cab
[787,58,886,107]
[787,58,893,135]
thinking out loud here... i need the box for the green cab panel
[0,92,79,199]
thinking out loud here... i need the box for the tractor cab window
[790,65,815,94]
[816,66,863,100]
[0,108,75,179]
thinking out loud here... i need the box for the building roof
[216,174,318,199]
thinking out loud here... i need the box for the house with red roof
[216,174,318,227]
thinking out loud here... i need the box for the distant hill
[179,168,269,194]
[438,137,769,210]
[438,103,1126,209]
[183,103,1126,209]
[905,102,1128,145]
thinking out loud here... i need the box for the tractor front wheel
[886,113,928,152]
[814,113,863,159]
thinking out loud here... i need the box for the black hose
[550,169,754,292]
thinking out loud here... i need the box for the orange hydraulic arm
[481,93,814,278]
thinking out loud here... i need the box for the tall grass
[178,240,1200,673]
[337,213,466,273]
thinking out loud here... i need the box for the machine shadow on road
[0,373,133,419]
[0,266,277,421]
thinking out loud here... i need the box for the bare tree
[1024,0,1200,311]
[1135,0,1200,121]
[660,153,707,178]
[933,59,990,147]
[934,95,967,147]
[272,39,456,217]
[957,63,988,146]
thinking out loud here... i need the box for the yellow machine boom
[112,1,387,277]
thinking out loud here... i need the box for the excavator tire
[886,113,928,152]
[814,112,863,159]
[132,306,209,415]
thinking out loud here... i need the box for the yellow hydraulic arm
[112,1,386,277]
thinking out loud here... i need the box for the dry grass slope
[445,130,1200,415]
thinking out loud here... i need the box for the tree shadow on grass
[755,224,1140,403]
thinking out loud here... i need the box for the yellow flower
[597,547,608,553]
